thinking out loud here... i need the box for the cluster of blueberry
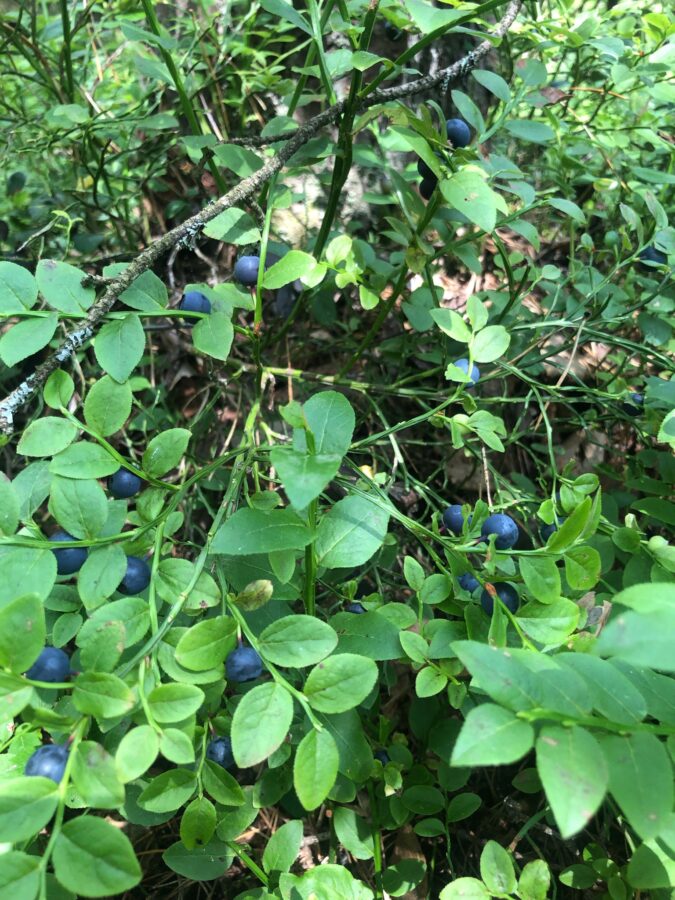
[417,117,472,201]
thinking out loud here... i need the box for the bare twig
[0,1,522,434]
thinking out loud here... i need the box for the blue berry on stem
[234,255,261,286]
[458,572,479,592]
[443,504,469,535]
[481,513,519,550]
[420,176,437,201]
[346,602,366,614]
[481,583,519,615]
[638,246,667,268]
[374,748,390,765]
[446,118,471,148]
[179,291,211,314]
[540,518,565,542]
[119,556,151,595]
[206,736,235,770]
[453,358,480,386]
[49,529,87,576]
[226,646,263,683]
[108,467,142,499]
[621,392,644,416]
[26,647,70,683]
[25,744,69,782]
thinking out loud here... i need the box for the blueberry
[374,748,390,765]
[25,744,69,783]
[206,736,234,770]
[25,647,70,683]
[481,583,519,615]
[446,118,471,148]
[638,246,667,267]
[481,513,519,550]
[453,358,480,386]
[49,530,87,576]
[443,504,469,535]
[458,572,479,592]
[225,646,263,683]
[621,392,644,416]
[417,158,434,180]
[420,176,437,201]
[346,602,366,614]
[118,556,151,595]
[233,255,261,286]
[108,467,143,500]
[540,518,565,542]
[273,281,301,318]
[179,291,211,314]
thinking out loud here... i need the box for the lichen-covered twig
[0,1,521,434]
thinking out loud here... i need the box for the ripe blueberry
[234,255,261,286]
[420,176,437,201]
[226,646,263,683]
[273,280,302,318]
[49,530,87,576]
[26,647,70,683]
[481,582,519,615]
[446,118,471,148]
[453,358,480,386]
[443,504,468,535]
[621,392,644,416]
[638,246,667,267]
[206,736,234,770]
[458,572,479,592]
[384,21,404,41]
[179,291,211,314]
[119,556,151,595]
[108,467,143,500]
[417,157,434,180]
[25,744,69,782]
[481,513,519,550]
[374,748,390,765]
[346,602,366,614]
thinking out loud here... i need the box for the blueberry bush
[0,1,673,898]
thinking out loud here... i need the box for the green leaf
[557,654,646,725]
[259,615,338,667]
[332,610,404,660]
[71,741,125,808]
[516,599,580,645]
[82,376,132,438]
[627,839,675,890]
[519,556,560,604]
[211,507,314,555]
[406,0,466,32]
[192,312,234,362]
[536,726,608,838]
[420,573,452,605]
[262,251,317,289]
[546,498,591,550]
[115,725,160,782]
[17,417,78,457]
[439,878,491,899]
[0,777,59,842]
[480,841,517,895]
[403,556,425,592]
[332,806,374,859]
[0,314,58,367]
[147,683,205,723]
[295,391,356,457]
[451,704,534,766]
[142,428,191,477]
[505,120,555,143]
[263,819,303,873]
[0,593,45,674]
[94,314,145,383]
[174,616,237,671]
[293,729,339,811]
[118,270,168,310]
[0,261,38,311]
[77,544,128,610]
[517,860,551,900]
[470,325,510,363]
[48,475,108,539]
[36,260,94,314]
[259,0,311,34]
[0,477,19,536]
[564,545,601,590]
[0,851,41,898]
[52,816,141,897]
[472,69,511,102]
[451,641,541,711]
[595,602,675,671]
[441,169,501,233]
[138,769,198,813]
[162,838,234,881]
[304,653,377,713]
[50,441,120,479]
[156,558,221,613]
[0,547,56,606]
[160,729,196,765]
[180,797,217,850]
[202,208,261,244]
[603,733,673,840]
[429,308,471,342]
[72,672,135,718]
[269,448,341,510]
[0,673,34,720]
[549,197,586,224]
[231,682,294,767]
[315,495,390,568]
[202,760,244,805]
